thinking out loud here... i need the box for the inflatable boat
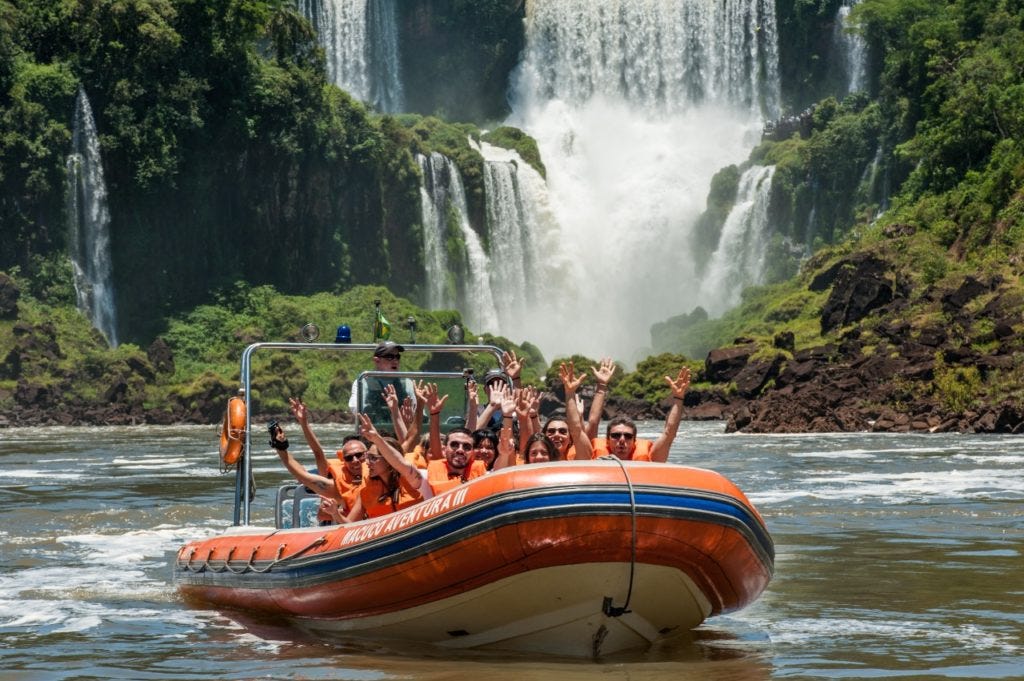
[174,342,773,657]
[175,459,772,657]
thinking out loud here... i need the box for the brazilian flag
[374,307,391,340]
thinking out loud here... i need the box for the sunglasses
[608,432,635,441]
[545,427,568,435]
[377,353,401,361]
[343,452,365,462]
[365,454,384,463]
[448,441,473,452]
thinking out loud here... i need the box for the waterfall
[297,0,403,112]
[835,0,867,93]
[698,165,775,317]
[416,152,498,332]
[478,142,568,336]
[66,87,118,347]
[508,0,781,359]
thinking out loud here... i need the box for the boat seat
[275,483,321,529]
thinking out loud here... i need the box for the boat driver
[347,341,415,425]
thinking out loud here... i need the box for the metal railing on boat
[234,342,505,525]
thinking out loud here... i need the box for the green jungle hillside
[2,0,1023,431]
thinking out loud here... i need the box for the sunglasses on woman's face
[545,427,568,435]
[365,454,384,464]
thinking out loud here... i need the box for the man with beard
[425,427,487,494]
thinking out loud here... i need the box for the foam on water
[3,469,86,480]
[766,615,1021,654]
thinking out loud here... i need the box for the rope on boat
[600,456,636,618]
[177,536,328,575]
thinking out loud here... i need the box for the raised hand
[289,397,309,424]
[382,383,399,409]
[425,382,449,415]
[399,396,415,426]
[357,413,381,442]
[487,382,504,407]
[590,357,617,386]
[517,385,540,419]
[559,361,586,393]
[502,350,524,381]
[499,385,516,418]
[414,380,429,406]
[665,366,692,399]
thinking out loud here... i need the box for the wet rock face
[819,255,902,334]
[705,344,757,383]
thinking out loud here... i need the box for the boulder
[146,337,175,374]
[732,354,785,398]
[941,276,989,314]
[773,331,795,352]
[705,343,757,383]
[819,255,900,333]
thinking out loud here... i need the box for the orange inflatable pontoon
[175,459,773,657]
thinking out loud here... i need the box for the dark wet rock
[916,325,947,347]
[773,331,795,352]
[992,321,1015,339]
[0,272,19,319]
[820,255,902,333]
[15,380,59,408]
[776,358,819,387]
[104,375,129,403]
[793,344,837,363]
[732,354,785,398]
[705,343,757,382]
[0,348,22,380]
[941,276,990,314]
[146,337,175,374]
[808,259,847,292]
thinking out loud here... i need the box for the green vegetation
[5,0,1024,423]
[481,127,546,178]
[655,0,1024,381]
[0,270,691,421]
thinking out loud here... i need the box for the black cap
[373,341,405,357]
[483,369,508,385]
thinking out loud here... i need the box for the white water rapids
[504,0,780,361]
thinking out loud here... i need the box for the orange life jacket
[359,475,423,519]
[320,460,365,523]
[590,437,654,461]
[405,447,428,469]
[427,459,486,494]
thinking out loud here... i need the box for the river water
[1,422,1021,680]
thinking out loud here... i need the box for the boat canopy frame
[233,342,505,526]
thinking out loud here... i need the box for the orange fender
[218,396,246,466]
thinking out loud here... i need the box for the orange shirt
[359,475,423,519]
[589,438,654,461]
[427,459,486,494]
